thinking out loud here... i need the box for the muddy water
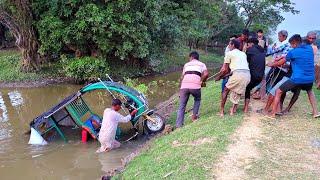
[0,72,181,180]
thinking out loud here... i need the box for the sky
[274,0,320,40]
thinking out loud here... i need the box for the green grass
[0,49,64,82]
[114,82,244,179]
[157,47,223,72]
[246,89,320,179]
[0,50,40,81]
[0,47,222,82]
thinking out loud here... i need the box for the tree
[172,0,243,50]
[0,0,41,72]
[0,23,6,48]
[33,0,179,63]
[232,0,299,31]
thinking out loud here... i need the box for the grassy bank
[0,47,222,83]
[247,90,320,179]
[114,82,244,179]
[157,48,222,73]
[0,50,39,81]
[0,49,64,82]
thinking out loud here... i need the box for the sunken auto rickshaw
[28,80,165,145]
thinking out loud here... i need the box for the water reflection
[0,92,8,122]
[8,91,24,107]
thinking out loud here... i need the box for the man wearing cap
[97,99,137,153]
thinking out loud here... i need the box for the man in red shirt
[237,29,249,51]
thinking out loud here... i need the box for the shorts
[279,79,313,92]
[269,76,289,96]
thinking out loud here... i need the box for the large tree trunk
[0,1,41,72]
[19,29,40,72]
[0,23,5,47]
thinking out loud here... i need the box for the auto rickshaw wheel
[144,113,165,134]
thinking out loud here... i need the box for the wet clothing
[181,60,207,90]
[97,108,131,153]
[176,88,201,128]
[285,44,315,84]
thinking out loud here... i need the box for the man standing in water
[97,99,137,153]
[176,51,208,128]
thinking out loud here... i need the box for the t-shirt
[246,45,266,80]
[181,60,207,89]
[98,108,131,148]
[224,49,249,72]
[285,44,315,84]
[269,41,291,73]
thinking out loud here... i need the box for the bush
[63,56,110,81]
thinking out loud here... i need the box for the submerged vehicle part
[28,81,164,144]
[28,127,48,145]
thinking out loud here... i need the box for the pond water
[0,72,182,179]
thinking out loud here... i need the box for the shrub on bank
[63,56,110,82]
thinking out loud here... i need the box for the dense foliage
[63,56,109,82]
[0,0,298,80]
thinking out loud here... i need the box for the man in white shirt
[219,39,251,116]
[97,99,137,153]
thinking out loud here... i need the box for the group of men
[176,29,319,128]
[96,29,319,152]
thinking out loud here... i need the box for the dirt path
[212,99,264,179]
[212,96,320,179]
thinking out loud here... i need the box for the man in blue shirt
[270,34,320,118]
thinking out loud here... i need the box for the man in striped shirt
[176,51,209,128]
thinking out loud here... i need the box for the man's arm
[179,72,184,87]
[201,69,209,82]
[214,63,230,81]
[117,109,138,123]
[267,57,286,67]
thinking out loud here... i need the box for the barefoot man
[219,39,251,116]
[97,99,137,153]
[270,34,320,118]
